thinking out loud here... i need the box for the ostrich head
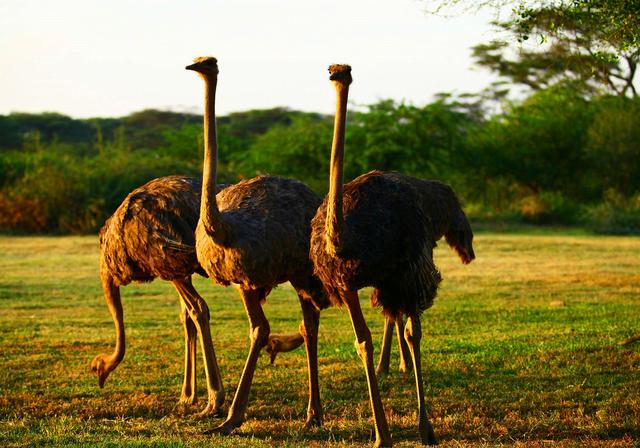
[444,210,475,264]
[90,353,119,388]
[328,64,352,85]
[185,56,219,78]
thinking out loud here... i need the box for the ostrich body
[309,65,474,446]
[196,175,323,291]
[91,175,225,414]
[187,57,327,434]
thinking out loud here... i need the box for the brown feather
[196,175,329,309]
[99,175,214,284]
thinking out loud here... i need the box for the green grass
[0,233,638,447]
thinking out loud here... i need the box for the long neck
[325,82,349,255]
[199,75,226,240]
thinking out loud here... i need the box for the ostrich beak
[91,356,108,388]
[185,63,198,71]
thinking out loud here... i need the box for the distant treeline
[1,87,639,234]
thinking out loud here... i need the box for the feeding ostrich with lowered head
[309,64,475,446]
[91,175,225,415]
[186,56,329,434]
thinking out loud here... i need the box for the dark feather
[311,170,474,317]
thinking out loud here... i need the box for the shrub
[584,189,640,234]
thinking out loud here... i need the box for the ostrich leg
[376,316,394,375]
[343,290,392,448]
[207,288,270,434]
[395,317,412,373]
[377,316,413,375]
[404,313,436,445]
[177,299,198,405]
[297,294,323,428]
[173,277,225,415]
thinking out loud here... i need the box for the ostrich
[309,65,475,446]
[91,175,225,415]
[186,56,328,434]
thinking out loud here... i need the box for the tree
[584,95,640,196]
[465,85,594,199]
[235,115,333,193]
[471,2,639,97]
[429,1,639,50]
[346,99,476,181]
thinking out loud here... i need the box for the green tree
[584,95,640,195]
[465,86,594,200]
[472,3,639,97]
[236,116,333,193]
[346,99,476,182]
[429,1,639,50]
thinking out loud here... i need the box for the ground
[0,232,638,447]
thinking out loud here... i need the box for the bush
[0,141,206,233]
[1,97,639,234]
[463,86,594,201]
[585,96,640,197]
[517,190,581,224]
[584,189,640,234]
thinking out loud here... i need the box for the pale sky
[0,0,500,118]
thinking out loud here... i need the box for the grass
[0,233,638,447]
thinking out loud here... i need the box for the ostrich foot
[178,394,197,406]
[421,431,437,446]
[374,437,393,448]
[203,419,241,435]
[418,415,438,445]
[198,401,225,417]
[304,413,323,429]
[419,425,437,446]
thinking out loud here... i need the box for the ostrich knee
[192,301,211,329]
[354,328,374,363]
[197,300,210,325]
[404,318,421,346]
[250,321,270,349]
[300,317,319,344]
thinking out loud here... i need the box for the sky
[0,0,502,118]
